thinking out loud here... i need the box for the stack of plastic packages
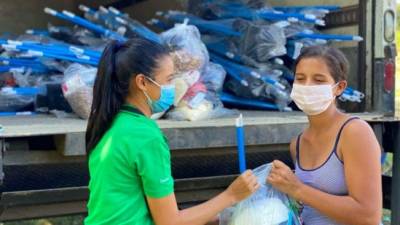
[0,5,159,119]
[0,2,367,119]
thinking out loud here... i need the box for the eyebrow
[313,73,329,78]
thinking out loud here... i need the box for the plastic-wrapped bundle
[161,21,210,70]
[79,5,161,43]
[224,73,292,111]
[273,5,339,19]
[62,63,96,119]
[220,163,301,225]
[185,0,269,19]
[48,24,107,48]
[80,6,125,35]
[0,87,38,112]
[234,19,287,63]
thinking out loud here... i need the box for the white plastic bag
[220,163,302,225]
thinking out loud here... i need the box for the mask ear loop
[332,82,343,98]
[140,76,157,107]
[145,76,161,87]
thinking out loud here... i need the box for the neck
[308,104,342,132]
[125,92,152,117]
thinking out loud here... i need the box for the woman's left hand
[267,160,303,199]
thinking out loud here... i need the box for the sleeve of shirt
[136,135,174,198]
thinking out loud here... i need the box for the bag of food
[220,163,302,225]
[62,63,96,119]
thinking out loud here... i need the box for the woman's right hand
[224,170,260,205]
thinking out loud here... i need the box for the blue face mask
[143,77,175,114]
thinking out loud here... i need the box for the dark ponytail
[86,38,169,156]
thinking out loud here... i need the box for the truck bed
[0,111,392,138]
[0,111,393,155]
[0,111,397,222]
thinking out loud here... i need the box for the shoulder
[340,117,380,156]
[341,118,374,139]
[108,114,167,150]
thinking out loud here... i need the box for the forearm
[295,184,380,225]
[174,191,233,225]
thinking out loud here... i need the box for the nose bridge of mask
[292,84,333,97]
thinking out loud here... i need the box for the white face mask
[290,83,338,116]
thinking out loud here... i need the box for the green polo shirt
[85,105,174,225]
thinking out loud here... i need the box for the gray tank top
[295,117,359,225]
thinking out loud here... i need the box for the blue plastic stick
[294,32,363,41]
[0,66,49,74]
[220,92,280,110]
[213,4,323,25]
[147,19,172,30]
[211,53,286,90]
[0,111,37,117]
[236,114,246,173]
[44,8,126,41]
[102,6,161,43]
[0,39,102,59]
[210,53,261,79]
[273,5,340,12]
[9,87,43,96]
[2,44,99,65]
[165,12,241,36]
[25,29,50,36]
[206,42,242,63]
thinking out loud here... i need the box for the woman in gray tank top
[266,46,382,225]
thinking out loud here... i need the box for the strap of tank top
[295,133,303,163]
[333,117,360,152]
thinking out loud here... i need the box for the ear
[134,74,149,92]
[335,80,348,97]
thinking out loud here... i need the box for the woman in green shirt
[85,38,260,225]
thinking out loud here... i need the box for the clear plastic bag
[170,50,203,73]
[235,20,287,63]
[202,62,226,93]
[167,98,237,121]
[224,74,292,111]
[161,21,210,70]
[184,0,268,18]
[219,163,302,225]
[62,63,97,119]
[167,62,235,121]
